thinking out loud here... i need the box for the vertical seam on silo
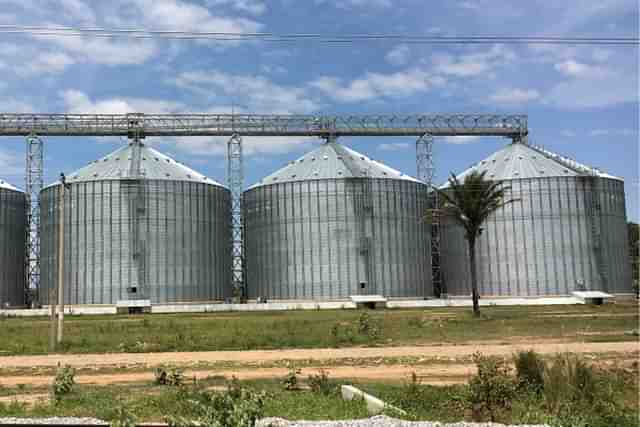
[528,179,540,296]
[566,178,577,293]
[556,177,568,294]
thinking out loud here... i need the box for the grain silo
[39,141,231,305]
[243,140,432,300]
[0,179,27,307]
[439,142,632,297]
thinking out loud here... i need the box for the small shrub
[307,369,334,395]
[468,352,516,422]
[167,378,267,427]
[110,404,137,427]
[52,365,76,402]
[514,350,545,392]
[282,366,301,391]
[154,366,185,387]
[357,311,382,340]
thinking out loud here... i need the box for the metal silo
[439,142,632,297]
[243,140,432,300]
[0,179,27,307]
[39,141,231,305]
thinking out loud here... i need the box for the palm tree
[436,170,516,317]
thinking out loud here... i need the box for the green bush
[514,350,545,392]
[154,367,185,387]
[307,369,335,396]
[468,352,516,422]
[52,364,76,402]
[167,378,267,427]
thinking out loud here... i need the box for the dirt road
[0,341,636,370]
[0,364,474,387]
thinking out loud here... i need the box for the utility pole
[48,286,57,351]
[56,173,68,346]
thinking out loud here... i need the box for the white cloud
[554,60,610,79]
[442,136,483,144]
[489,88,541,105]
[590,128,637,137]
[174,71,321,113]
[61,90,183,114]
[432,44,516,77]
[385,44,411,66]
[58,0,96,24]
[378,142,411,151]
[547,78,637,109]
[163,135,315,157]
[560,130,577,137]
[311,68,445,102]
[314,0,392,8]
[34,34,158,66]
[205,0,266,15]
[124,0,262,34]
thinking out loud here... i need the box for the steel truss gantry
[1,113,527,299]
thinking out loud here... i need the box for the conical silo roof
[442,142,621,187]
[45,142,225,188]
[0,179,21,192]
[250,141,419,189]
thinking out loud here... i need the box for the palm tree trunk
[468,238,480,317]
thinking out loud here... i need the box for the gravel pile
[257,416,549,427]
[0,418,108,425]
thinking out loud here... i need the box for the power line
[0,25,637,45]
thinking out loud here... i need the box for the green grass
[0,379,369,422]
[0,366,636,425]
[0,303,637,355]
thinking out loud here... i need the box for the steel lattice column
[25,134,44,304]
[227,134,244,296]
[416,134,442,296]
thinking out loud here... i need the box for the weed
[514,350,545,393]
[52,365,76,402]
[357,311,382,340]
[154,367,185,387]
[468,352,516,422]
[307,369,335,396]
[282,366,301,391]
[110,404,137,427]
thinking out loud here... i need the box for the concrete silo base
[0,294,624,317]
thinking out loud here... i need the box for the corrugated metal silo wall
[40,179,232,305]
[439,176,632,296]
[243,178,432,299]
[0,188,27,307]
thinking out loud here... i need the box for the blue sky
[0,0,638,220]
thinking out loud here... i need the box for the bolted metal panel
[39,179,232,305]
[243,178,432,300]
[439,176,632,296]
[0,186,28,307]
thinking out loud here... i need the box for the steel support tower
[25,134,43,304]
[227,134,244,296]
[416,134,442,296]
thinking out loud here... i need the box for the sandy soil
[0,341,637,389]
[0,341,636,370]
[0,364,474,388]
